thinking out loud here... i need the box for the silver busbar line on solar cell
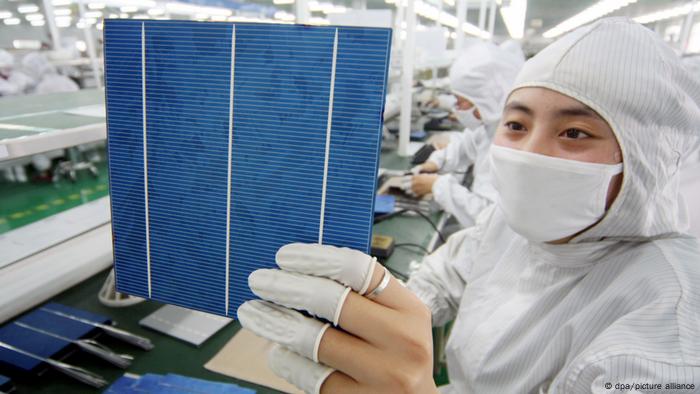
[103,20,392,318]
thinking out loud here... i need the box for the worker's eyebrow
[504,100,603,120]
[556,105,601,119]
[503,101,533,115]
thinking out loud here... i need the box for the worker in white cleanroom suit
[237,18,700,394]
[21,52,79,95]
[403,39,523,227]
[0,49,34,97]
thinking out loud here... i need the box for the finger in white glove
[249,269,351,326]
[276,243,377,295]
[399,175,417,197]
[237,300,329,362]
[410,165,423,175]
[268,344,334,394]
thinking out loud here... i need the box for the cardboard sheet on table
[205,328,302,394]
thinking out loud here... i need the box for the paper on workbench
[205,329,302,394]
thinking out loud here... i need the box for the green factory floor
[0,160,109,235]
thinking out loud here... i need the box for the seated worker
[402,39,523,227]
[21,52,79,95]
[238,18,700,393]
[0,49,34,97]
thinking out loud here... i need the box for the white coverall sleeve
[436,94,457,110]
[406,208,490,326]
[427,126,487,173]
[432,174,493,228]
[555,355,700,394]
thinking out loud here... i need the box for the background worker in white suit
[404,39,523,227]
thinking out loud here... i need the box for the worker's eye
[560,128,591,139]
[505,121,526,132]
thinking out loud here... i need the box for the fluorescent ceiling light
[634,2,700,24]
[543,0,637,39]
[17,4,39,13]
[25,13,43,20]
[0,11,12,19]
[309,16,329,25]
[500,0,527,39]
[411,0,490,38]
[273,0,295,4]
[165,3,231,17]
[13,39,41,49]
[308,1,322,12]
[147,8,164,16]
[84,10,102,18]
[323,5,346,14]
[3,17,21,24]
[54,8,72,15]
[52,0,72,5]
[30,19,45,25]
[120,6,138,12]
[461,21,490,39]
[88,2,105,9]
[274,11,295,21]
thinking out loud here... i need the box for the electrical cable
[395,242,431,255]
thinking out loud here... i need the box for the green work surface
[0,113,102,136]
[0,89,104,119]
[0,160,109,234]
[0,89,104,139]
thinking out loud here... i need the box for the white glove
[275,243,375,295]
[410,164,423,175]
[237,299,330,362]
[400,175,417,197]
[268,344,334,394]
[238,243,379,393]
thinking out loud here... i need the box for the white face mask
[489,144,623,243]
[454,106,482,130]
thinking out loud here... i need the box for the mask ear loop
[613,151,622,163]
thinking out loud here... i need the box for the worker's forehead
[505,87,604,121]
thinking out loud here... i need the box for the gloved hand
[410,164,423,175]
[400,175,418,197]
[238,243,436,394]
